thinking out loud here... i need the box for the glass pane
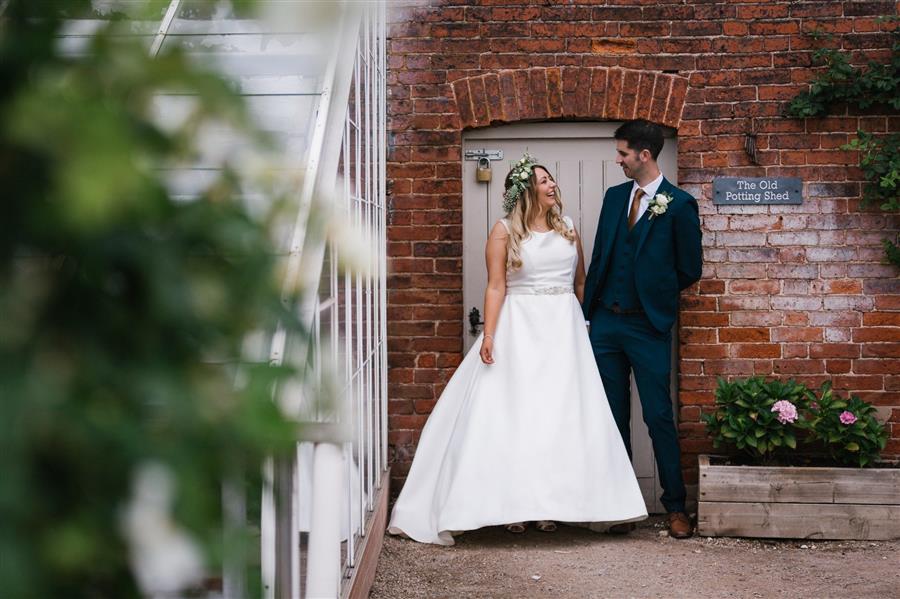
[173,0,339,33]
[347,113,359,206]
[357,51,368,206]
[167,0,337,80]
[155,0,340,208]
[54,0,167,20]
[337,272,352,388]
[160,34,328,79]
[318,242,334,308]
[56,1,162,56]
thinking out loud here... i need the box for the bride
[387,154,647,545]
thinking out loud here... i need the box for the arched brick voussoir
[451,67,690,131]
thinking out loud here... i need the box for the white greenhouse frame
[55,2,388,598]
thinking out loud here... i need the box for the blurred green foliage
[0,0,306,595]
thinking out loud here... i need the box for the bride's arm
[480,221,508,365]
[573,227,586,303]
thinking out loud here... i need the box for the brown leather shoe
[607,521,636,534]
[668,512,693,539]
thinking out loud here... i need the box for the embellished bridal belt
[506,286,573,296]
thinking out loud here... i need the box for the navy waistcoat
[598,211,648,311]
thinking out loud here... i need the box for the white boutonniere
[648,191,673,220]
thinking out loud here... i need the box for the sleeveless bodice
[505,219,578,293]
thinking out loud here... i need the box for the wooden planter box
[697,455,900,540]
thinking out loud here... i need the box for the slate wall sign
[713,177,803,205]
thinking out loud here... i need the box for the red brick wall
[386,0,900,494]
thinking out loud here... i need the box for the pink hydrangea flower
[771,400,798,424]
[839,411,857,425]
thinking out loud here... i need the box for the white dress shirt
[626,172,664,223]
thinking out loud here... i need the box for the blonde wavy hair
[503,164,575,271]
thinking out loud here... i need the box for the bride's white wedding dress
[387,217,647,545]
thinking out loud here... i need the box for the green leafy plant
[844,131,900,209]
[703,378,889,467]
[701,377,812,463]
[807,384,889,467]
[785,26,899,268]
[844,132,900,262]
[785,42,900,117]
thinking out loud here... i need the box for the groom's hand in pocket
[480,337,494,364]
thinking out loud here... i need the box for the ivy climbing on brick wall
[787,24,900,267]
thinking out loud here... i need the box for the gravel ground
[371,516,900,598]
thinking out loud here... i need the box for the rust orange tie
[628,188,645,230]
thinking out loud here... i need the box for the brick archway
[450,67,688,130]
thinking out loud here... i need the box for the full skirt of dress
[387,292,648,545]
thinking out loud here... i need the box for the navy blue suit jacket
[582,177,702,333]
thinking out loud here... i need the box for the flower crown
[502,152,538,213]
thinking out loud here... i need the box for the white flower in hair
[502,152,539,214]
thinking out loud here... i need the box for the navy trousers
[589,306,686,513]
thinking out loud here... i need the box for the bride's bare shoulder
[489,219,510,239]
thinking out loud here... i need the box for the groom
[582,119,702,539]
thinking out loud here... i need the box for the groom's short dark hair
[614,119,664,160]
